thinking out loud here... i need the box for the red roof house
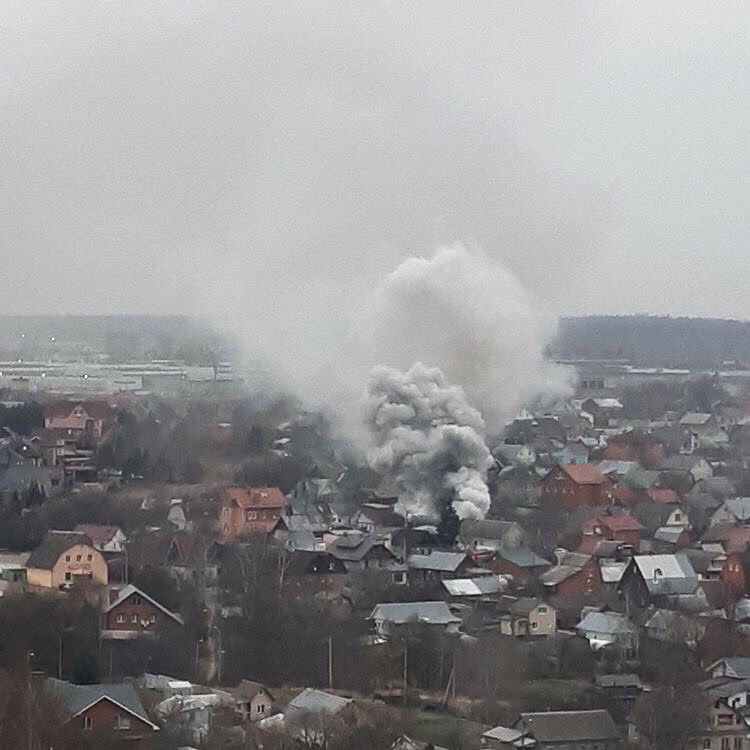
[220,486,286,539]
[542,464,614,510]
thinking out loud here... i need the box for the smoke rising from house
[360,245,571,520]
[365,362,491,521]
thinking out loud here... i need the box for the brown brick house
[541,464,614,510]
[102,584,182,635]
[43,401,111,438]
[43,678,157,750]
[220,486,285,539]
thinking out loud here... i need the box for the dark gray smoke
[365,362,491,521]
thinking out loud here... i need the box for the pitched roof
[576,611,636,636]
[631,554,699,595]
[225,486,285,509]
[227,679,274,703]
[44,678,156,728]
[680,412,713,426]
[369,601,461,626]
[599,515,642,533]
[44,400,110,421]
[26,531,93,570]
[518,710,618,742]
[287,688,351,716]
[496,546,551,569]
[723,497,750,522]
[104,584,183,624]
[707,657,750,680]
[407,551,467,573]
[442,577,504,598]
[73,524,121,545]
[647,488,679,504]
[539,552,592,587]
[556,464,607,485]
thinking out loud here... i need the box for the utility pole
[402,641,408,706]
[327,636,333,689]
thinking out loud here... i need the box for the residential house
[581,397,623,427]
[43,400,110,438]
[541,464,614,510]
[101,584,183,637]
[495,443,538,467]
[281,550,348,603]
[227,680,275,722]
[327,532,398,572]
[73,524,127,553]
[693,676,750,750]
[220,486,285,539]
[603,431,665,467]
[652,525,691,552]
[26,530,108,589]
[407,551,470,584]
[680,412,719,433]
[43,677,157,750]
[369,601,461,639]
[575,610,639,657]
[442,576,507,603]
[659,455,713,485]
[167,498,189,531]
[643,608,706,647]
[710,497,750,528]
[579,515,642,553]
[707,657,750,680]
[459,519,528,552]
[594,674,643,722]
[283,688,359,743]
[498,597,557,637]
[539,551,602,598]
[553,442,590,466]
[632,500,689,539]
[392,736,448,750]
[619,554,701,610]
[491,547,551,588]
[126,531,220,588]
[703,524,750,555]
[481,710,619,750]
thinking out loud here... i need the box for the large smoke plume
[365,363,492,521]
[360,245,572,521]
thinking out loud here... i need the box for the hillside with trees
[555,315,750,367]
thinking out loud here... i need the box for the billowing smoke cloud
[360,245,572,520]
[365,363,491,520]
[364,244,573,432]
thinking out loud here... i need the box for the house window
[734,739,742,749]
[116,614,125,623]
[65,555,71,562]
[132,595,142,605]
[150,614,156,623]
[131,614,138,623]
[246,511,258,521]
[257,704,265,713]
[114,715,131,730]
[538,606,547,613]
[531,622,538,629]
[64,572,71,581]
[703,740,711,749]
[87,554,92,561]
[722,739,730,750]
[83,715,93,731]
[76,555,82,561]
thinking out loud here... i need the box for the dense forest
[555,315,750,367]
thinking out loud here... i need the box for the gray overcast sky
[2,2,750,320]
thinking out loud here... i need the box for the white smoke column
[365,244,573,432]
[365,362,492,520]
